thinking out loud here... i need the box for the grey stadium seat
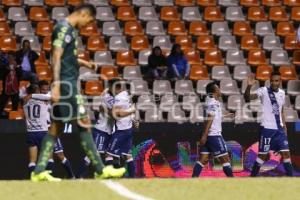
[76,37,85,51]
[8,7,27,21]
[196,80,213,95]
[21,36,41,51]
[139,7,159,21]
[145,109,163,122]
[15,22,34,36]
[96,7,115,21]
[270,50,290,66]
[109,36,129,52]
[146,21,165,36]
[103,22,122,36]
[24,0,44,6]
[123,66,143,80]
[153,80,173,95]
[211,22,231,36]
[287,80,300,96]
[255,22,275,36]
[182,94,200,111]
[138,49,151,66]
[284,95,293,109]
[79,67,98,81]
[94,51,114,66]
[295,95,300,111]
[182,7,201,22]
[220,79,240,95]
[136,95,156,111]
[235,109,255,123]
[226,50,246,66]
[159,95,178,112]
[175,80,194,95]
[52,7,69,21]
[153,36,172,51]
[219,0,239,7]
[133,0,152,6]
[227,95,245,111]
[284,109,299,122]
[233,65,251,81]
[225,6,245,22]
[263,36,282,51]
[249,99,262,112]
[190,104,204,123]
[241,79,259,94]
[154,0,173,6]
[86,0,109,6]
[130,80,150,96]
[219,35,238,51]
[212,65,231,80]
[168,106,187,123]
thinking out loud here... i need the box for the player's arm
[78,58,98,71]
[31,93,51,101]
[281,107,287,133]
[112,105,136,118]
[244,74,258,102]
[200,113,214,146]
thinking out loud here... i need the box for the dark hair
[22,40,30,47]
[26,84,39,94]
[170,44,183,56]
[74,3,96,17]
[206,82,217,95]
[152,46,162,55]
[271,71,281,77]
[38,80,49,88]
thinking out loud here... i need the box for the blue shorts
[92,128,112,153]
[107,128,133,157]
[27,131,64,153]
[258,127,290,154]
[200,135,228,158]
[53,138,64,153]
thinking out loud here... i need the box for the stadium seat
[131,35,150,52]
[241,35,260,51]
[291,7,300,22]
[287,80,300,96]
[197,35,216,51]
[133,0,152,6]
[77,50,90,61]
[45,0,65,6]
[276,22,296,37]
[204,6,224,22]
[139,7,159,21]
[52,7,69,21]
[87,36,107,52]
[67,0,83,6]
[109,36,129,52]
[263,35,282,51]
[155,0,174,6]
[255,22,275,36]
[226,50,246,66]
[160,95,178,111]
[235,109,255,123]
[295,95,300,111]
[182,94,200,111]
[175,80,194,95]
[99,66,118,80]
[240,0,260,7]
[8,7,27,21]
[247,6,268,22]
[80,22,100,37]
[85,80,104,96]
[136,94,156,112]
[124,21,144,36]
[117,6,137,21]
[2,0,22,6]
[144,109,163,122]
[184,49,202,65]
[233,21,252,36]
[218,35,238,51]
[111,0,130,6]
[0,9,6,22]
[96,7,115,21]
[0,22,11,36]
[262,0,282,7]
[189,21,209,36]
[219,0,239,6]
[256,65,273,81]
[196,80,213,95]
[182,7,201,22]
[146,21,165,36]
[94,51,114,66]
[80,67,98,81]
[212,22,231,36]
[284,109,299,122]
[153,36,172,51]
[248,50,268,66]
[269,7,289,22]
[15,22,34,36]
[190,65,209,80]
[190,104,204,123]
[270,50,290,66]
[175,0,195,6]
[29,7,49,22]
[153,80,173,95]
[42,36,51,52]
[36,66,53,81]
[197,0,217,7]
[35,51,48,66]
[116,51,137,66]
[175,36,193,50]
[123,66,143,80]
[161,7,180,21]
[284,0,300,6]
[130,80,150,96]
[167,106,187,123]
[227,95,245,111]
[9,110,24,120]
[36,21,53,37]
[204,49,224,66]
[279,65,298,81]
[103,21,122,36]
[212,65,231,80]
[292,50,300,65]
[87,0,109,6]
[233,65,251,81]
[0,36,17,52]
[225,6,245,22]
[138,49,151,65]
[220,79,240,95]
[284,36,300,51]
[168,21,187,36]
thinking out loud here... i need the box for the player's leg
[122,155,135,178]
[192,153,209,177]
[46,154,55,172]
[28,146,37,175]
[120,130,135,178]
[280,151,293,176]
[218,155,233,177]
[277,130,293,176]
[214,136,233,177]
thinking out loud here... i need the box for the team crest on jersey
[65,35,71,43]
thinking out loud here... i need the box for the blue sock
[283,159,293,177]
[251,158,264,177]
[62,158,75,179]
[46,159,54,172]
[192,161,203,177]
[77,156,90,178]
[223,163,233,177]
[28,162,36,175]
[127,159,135,178]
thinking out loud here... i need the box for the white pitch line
[101,180,154,200]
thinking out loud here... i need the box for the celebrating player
[244,72,293,177]
[192,82,234,178]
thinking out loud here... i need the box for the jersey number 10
[27,105,41,119]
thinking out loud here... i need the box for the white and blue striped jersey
[205,96,222,136]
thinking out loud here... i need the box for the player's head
[22,40,31,51]
[270,71,281,92]
[38,80,49,94]
[73,4,96,28]
[27,84,39,94]
[108,78,126,96]
[206,82,221,99]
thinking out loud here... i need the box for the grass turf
[0,178,300,200]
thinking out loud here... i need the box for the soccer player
[245,72,293,177]
[192,82,234,178]
[107,79,137,178]
[31,4,125,182]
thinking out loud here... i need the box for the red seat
[0,22,11,36]
[293,50,300,65]
[131,35,149,52]
[204,6,224,22]
[78,50,90,61]
[36,21,53,37]
[269,7,289,22]
[189,65,209,80]
[233,22,252,36]
[9,110,24,120]
[204,49,224,66]
[116,51,137,66]
[36,66,53,81]
[175,0,195,6]
[117,6,136,21]
[279,65,298,81]
[184,49,202,65]
[175,36,193,50]
[284,36,300,50]
[100,66,119,80]
[0,9,6,22]
[168,21,187,36]
[161,7,180,22]
[111,0,130,6]
[256,65,273,81]
[241,35,260,51]
[124,21,144,36]
[35,51,49,67]
[67,0,83,6]
[29,7,49,22]
[248,7,268,22]
[291,7,300,22]
[248,50,268,66]
[276,22,296,37]
[45,0,65,6]
[85,80,104,96]
[284,0,300,6]
[197,35,216,51]
[197,0,217,6]
[87,36,106,52]
[0,36,17,52]
[43,36,51,52]
[240,0,260,7]
[80,22,100,37]
[262,0,282,7]
[189,21,209,36]
[2,0,22,6]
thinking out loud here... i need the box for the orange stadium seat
[116,51,137,66]
[124,21,144,36]
[284,36,300,50]
[80,22,100,37]
[0,9,6,22]
[85,80,104,96]
[117,6,136,21]
[45,0,65,6]
[161,7,180,22]
[256,65,273,81]
[0,36,17,52]
[293,50,300,65]
[269,7,289,22]
[42,36,51,52]
[204,49,224,66]
[276,22,296,37]
[248,50,268,66]
[233,22,252,36]
[184,49,202,65]
[189,65,209,80]
[284,0,300,6]
[241,35,260,51]
[35,51,48,66]
[67,0,83,6]
[77,50,90,61]
[168,21,187,36]
[197,0,217,6]
[189,21,209,36]
[36,66,53,81]
[131,35,149,51]
[2,0,22,6]
[279,65,298,81]
[291,7,300,22]
[248,7,268,22]
[262,0,282,7]
[175,36,193,50]
[87,36,106,52]
[240,0,260,7]
[0,22,11,36]
[204,7,224,22]
[9,110,24,120]
[36,21,53,37]
[29,7,49,22]
[111,0,130,6]
[100,66,119,80]
[197,35,216,51]
[175,0,195,6]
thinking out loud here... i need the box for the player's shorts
[27,131,47,150]
[92,128,112,153]
[107,128,133,157]
[52,81,88,123]
[53,138,64,154]
[200,135,228,158]
[258,127,290,154]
